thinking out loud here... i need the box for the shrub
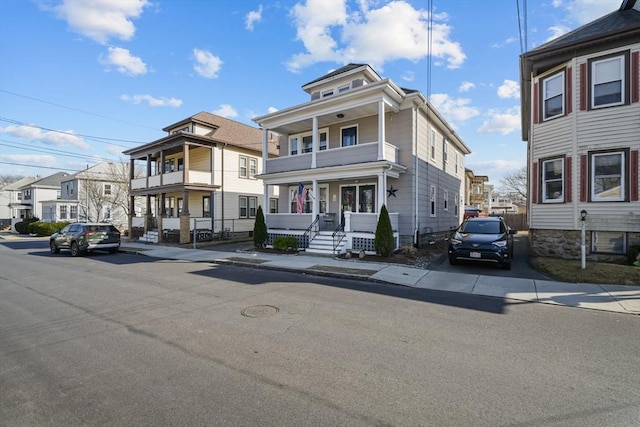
[374,205,394,257]
[29,221,69,236]
[273,236,298,252]
[14,217,39,234]
[253,205,268,248]
[626,245,640,265]
[401,245,417,258]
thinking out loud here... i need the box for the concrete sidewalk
[119,241,640,316]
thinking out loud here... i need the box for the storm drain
[241,305,280,318]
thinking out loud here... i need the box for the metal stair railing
[332,222,346,256]
[302,215,319,249]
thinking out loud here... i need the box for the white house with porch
[253,64,470,255]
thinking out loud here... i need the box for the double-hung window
[541,157,564,203]
[443,190,449,211]
[104,184,112,196]
[290,137,298,155]
[239,196,258,218]
[430,185,436,217]
[289,129,328,154]
[443,140,448,166]
[590,150,627,202]
[302,135,313,153]
[430,130,436,161]
[239,156,248,178]
[249,158,257,178]
[341,126,357,147]
[60,205,68,219]
[591,54,625,108]
[543,71,564,120]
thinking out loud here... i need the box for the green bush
[29,221,69,236]
[14,217,39,234]
[273,236,298,252]
[374,204,394,257]
[626,245,640,265]
[253,205,268,248]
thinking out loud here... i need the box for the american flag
[296,183,308,214]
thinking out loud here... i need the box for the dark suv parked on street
[50,223,121,256]
[448,216,517,270]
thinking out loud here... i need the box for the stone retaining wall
[530,229,640,263]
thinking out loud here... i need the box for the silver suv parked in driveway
[50,223,121,256]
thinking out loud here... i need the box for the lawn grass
[531,257,640,286]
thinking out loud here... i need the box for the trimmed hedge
[273,236,298,252]
[253,205,267,248]
[29,221,69,237]
[14,217,40,234]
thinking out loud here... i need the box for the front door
[341,186,356,225]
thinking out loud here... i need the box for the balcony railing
[266,141,398,174]
[130,169,213,189]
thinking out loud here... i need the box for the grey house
[253,64,471,254]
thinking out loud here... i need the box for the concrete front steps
[138,230,159,243]
[305,231,346,255]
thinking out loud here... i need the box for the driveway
[429,231,552,280]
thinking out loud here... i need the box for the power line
[0,89,161,131]
[0,117,147,147]
[0,140,117,162]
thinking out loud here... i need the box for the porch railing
[332,222,345,256]
[302,215,320,249]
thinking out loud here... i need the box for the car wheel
[70,241,81,257]
[50,241,60,254]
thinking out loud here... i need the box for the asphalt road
[1,239,639,426]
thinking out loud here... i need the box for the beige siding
[189,146,211,171]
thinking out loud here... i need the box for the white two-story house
[520,0,640,261]
[124,112,278,244]
[253,64,470,254]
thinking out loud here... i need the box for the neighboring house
[11,172,71,231]
[464,169,488,213]
[0,176,38,227]
[520,0,640,261]
[40,162,134,229]
[123,112,278,244]
[489,193,520,215]
[253,64,470,254]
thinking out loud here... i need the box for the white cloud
[267,106,279,113]
[459,81,475,92]
[497,80,519,99]
[246,5,263,30]
[466,159,525,183]
[477,107,521,135]
[0,154,58,168]
[53,0,149,44]
[101,47,147,76]
[211,104,238,118]
[556,0,620,25]
[491,36,517,48]
[120,94,182,107]
[287,0,465,72]
[193,48,223,79]
[546,25,571,42]
[0,125,89,149]
[429,93,480,123]
[402,71,415,82]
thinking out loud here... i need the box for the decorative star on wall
[387,185,398,197]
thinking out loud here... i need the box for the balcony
[131,170,213,190]
[266,141,398,174]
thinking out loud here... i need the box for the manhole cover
[241,305,280,318]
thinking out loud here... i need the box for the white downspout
[414,106,419,247]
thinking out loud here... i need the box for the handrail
[302,215,319,249]
[332,222,345,256]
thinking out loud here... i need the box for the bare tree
[0,175,25,184]
[498,166,527,205]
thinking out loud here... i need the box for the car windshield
[460,220,503,234]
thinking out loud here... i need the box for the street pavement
[115,238,640,316]
[1,233,638,315]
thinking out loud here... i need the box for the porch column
[263,183,269,216]
[262,129,269,172]
[312,180,319,219]
[378,99,385,160]
[311,116,318,168]
[378,172,386,213]
[159,151,164,185]
[128,195,134,238]
[183,144,190,183]
[129,158,135,180]
[146,154,152,187]
[180,190,190,245]
[144,194,153,234]
[182,190,190,214]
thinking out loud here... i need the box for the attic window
[338,85,350,93]
[172,126,190,134]
[322,89,334,98]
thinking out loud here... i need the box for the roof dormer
[303,63,382,101]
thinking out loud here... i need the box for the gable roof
[21,172,71,189]
[2,176,38,190]
[302,64,369,87]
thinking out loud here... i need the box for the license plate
[470,252,481,258]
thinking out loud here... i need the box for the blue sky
[0,0,622,189]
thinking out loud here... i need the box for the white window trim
[541,158,565,203]
[249,157,257,179]
[322,89,334,98]
[444,189,449,211]
[443,140,448,165]
[591,55,625,109]
[339,183,377,214]
[340,124,358,147]
[289,128,329,155]
[590,151,625,202]
[542,71,565,120]
[430,129,437,161]
[239,156,248,178]
[338,84,350,93]
[239,196,258,219]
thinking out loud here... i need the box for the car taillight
[82,231,97,237]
